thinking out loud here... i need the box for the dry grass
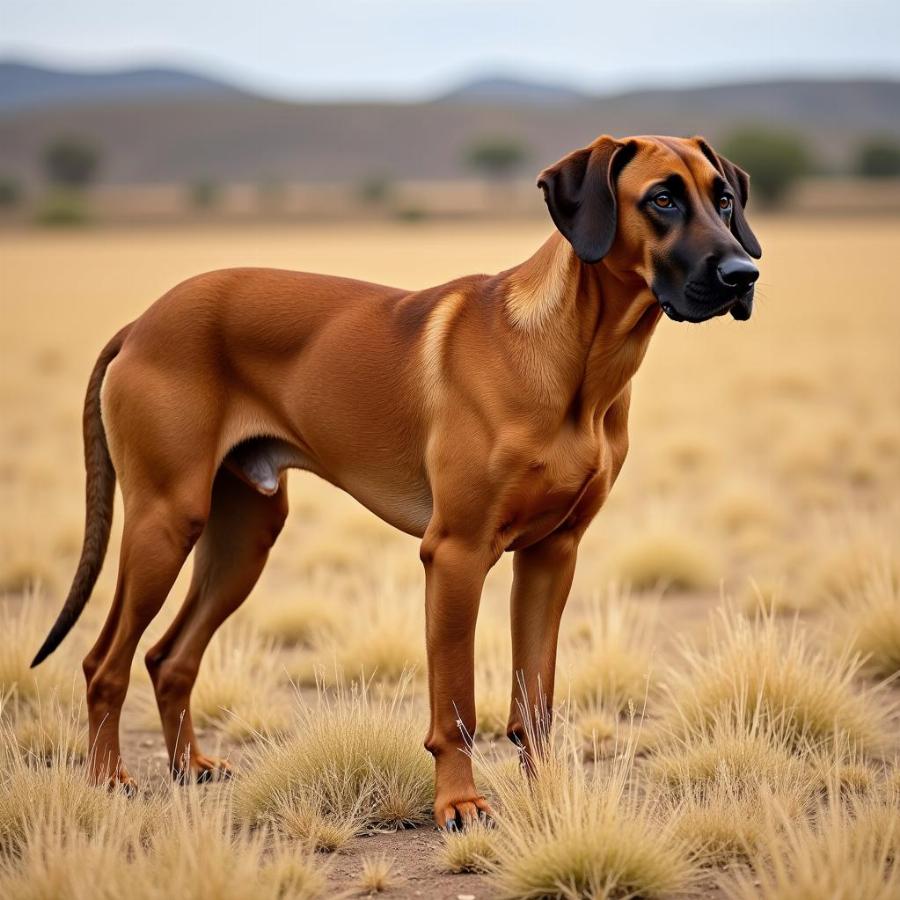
[2,219,900,895]
[660,606,895,753]
[248,585,342,647]
[290,572,426,688]
[802,526,900,606]
[189,623,294,739]
[232,676,433,838]
[477,718,698,900]
[648,707,816,864]
[357,852,400,894]
[723,791,900,900]
[603,527,718,592]
[563,586,657,713]
[0,593,74,711]
[829,556,900,678]
[0,713,160,855]
[438,820,500,873]
[0,789,328,900]
[473,616,513,738]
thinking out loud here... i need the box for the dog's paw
[96,762,138,797]
[434,794,493,831]
[174,754,233,784]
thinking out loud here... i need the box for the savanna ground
[1,217,899,899]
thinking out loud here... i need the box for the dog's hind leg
[83,483,210,791]
[145,466,288,782]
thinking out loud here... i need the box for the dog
[32,134,760,829]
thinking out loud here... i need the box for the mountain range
[1,60,897,185]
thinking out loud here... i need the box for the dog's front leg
[507,529,580,765]
[420,532,494,829]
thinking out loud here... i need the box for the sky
[3,0,899,100]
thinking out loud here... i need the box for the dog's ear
[537,137,637,264]
[695,138,762,260]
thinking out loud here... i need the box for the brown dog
[32,134,760,828]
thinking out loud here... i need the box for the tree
[855,136,900,178]
[188,179,221,210]
[357,172,392,206]
[43,137,101,188]
[0,176,23,208]
[464,135,529,182]
[720,127,814,207]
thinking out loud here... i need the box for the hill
[0,60,244,113]
[0,64,897,185]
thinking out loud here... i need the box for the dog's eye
[719,195,733,211]
[653,193,674,209]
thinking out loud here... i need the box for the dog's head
[538,135,762,322]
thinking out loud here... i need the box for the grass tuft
[0,785,328,900]
[233,675,433,836]
[358,852,399,894]
[0,711,160,854]
[477,713,697,899]
[723,791,900,900]
[648,706,815,864]
[660,606,894,753]
[603,522,718,591]
[829,556,900,678]
[438,820,499,873]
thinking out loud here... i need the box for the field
[1,217,899,898]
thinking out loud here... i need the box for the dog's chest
[501,429,619,549]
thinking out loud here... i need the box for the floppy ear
[695,138,762,259]
[537,137,637,264]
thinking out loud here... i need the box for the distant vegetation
[464,135,530,182]
[0,176,23,208]
[356,173,393,207]
[855,135,900,178]
[721,126,815,207]
[34,136,102,225]
[42,136,101,188]
[188,178,221,210]
[33,190,91,226]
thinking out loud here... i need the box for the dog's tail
[31,325,131,668]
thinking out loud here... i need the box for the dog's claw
[478,810,494,827]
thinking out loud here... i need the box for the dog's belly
[341,477,434,537]
[225,436,433,536]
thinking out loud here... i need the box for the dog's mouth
[659,290,753,323]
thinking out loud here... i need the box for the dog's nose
[717,257,759,292]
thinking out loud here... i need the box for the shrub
[720,126,814,207]
[33,190,90,227]
[0,177,23,209]
[855,135,900,178]
[42,137,101,188]
[464,135,529,181]
[357,173,393,206]
[188,178,221,210]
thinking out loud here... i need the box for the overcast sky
[3,0,899,99]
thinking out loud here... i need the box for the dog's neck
[503,232,662,425]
